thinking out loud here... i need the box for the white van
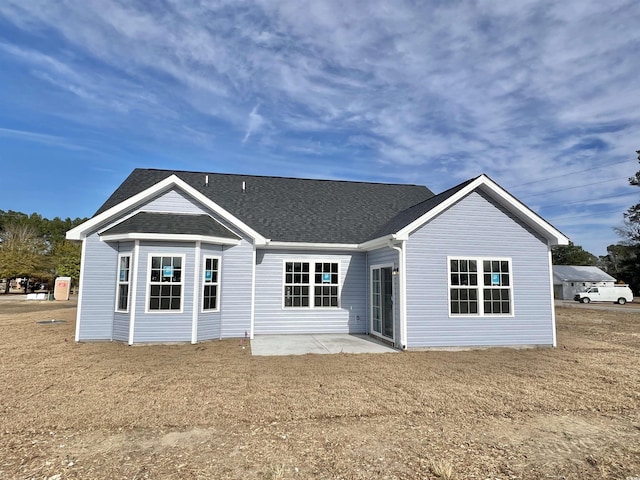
[573,285,634,304]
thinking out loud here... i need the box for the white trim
[200,254,221,313]
[358,235,397,251]
[369,263,395,343]
[396,175,569,245]
[128,240,140,345]
[100,232,240,245]
[74,239,86,342]
[144,253,186,314]
[548,248,557,347]
[192,241,201,344]
[447,256,515,317]
[389,241,407,349]
[250,246,256,339]
[265,241,360,251]
[114,253,132,313]
[66,174,268,245]
[281,259,342,309]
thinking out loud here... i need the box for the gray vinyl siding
[133,242,195,343]
[77,234,119,340]
[405,190,554,348]
[254,250,367,334]
[143,188,205,213]
[220,239,253,338]
[198,244,223,341]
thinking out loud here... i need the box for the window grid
[314,262,339,307]
[450,259,479,315]
[202,257,219,311]
[116,255,131,312]
[449,258,512,316]
[284,261,339,308]
[482,260,511,314]
[284,262,310,307]
[149,255,183,311]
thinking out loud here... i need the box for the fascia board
[66,175,179,240]
[395,175,570,245]
[263,241,361,251]
[100,232,241,245]
[66,174,268,245]
[477,175,570,245]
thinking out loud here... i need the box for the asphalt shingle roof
[96,169,436,244]
[101,212,241,240]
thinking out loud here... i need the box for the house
[552,265,616,300]
[66,168,569,349]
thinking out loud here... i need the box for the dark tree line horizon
[0,210,86,292]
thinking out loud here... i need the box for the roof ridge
[137,167,426,188]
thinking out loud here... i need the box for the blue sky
[0,0,639,256]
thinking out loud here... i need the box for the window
[148,255,183,311]
[482,260,511,315]
[202,256,220,311]
[314,262,339,307]
[284,262,310,307]
[116,254,131,312]
[284,261,339,308]
[450,259,478,314]
[449,258,512,316]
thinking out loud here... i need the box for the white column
[192,241,201,344]
[128,240,140,345]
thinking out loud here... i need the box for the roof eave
[263,241,361,251]
[100,232,241,245]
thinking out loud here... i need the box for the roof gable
[388,174,569,246]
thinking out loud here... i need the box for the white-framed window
[116,254,131,312]
[147,254,184,312]
[202,256,220,312]
[448,257,512,316]
[283,260,340,308]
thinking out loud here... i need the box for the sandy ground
[0,298,638,479]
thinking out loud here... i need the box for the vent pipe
[205,175,209,187]
[242,181,246,192]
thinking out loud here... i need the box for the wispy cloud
[242,104,266,143]
[0,0,639,254]
[0,127,88,150]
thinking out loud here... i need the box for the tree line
[0,211,86,292]
[552,150,640,293]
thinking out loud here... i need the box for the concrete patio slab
[250,334,397,356]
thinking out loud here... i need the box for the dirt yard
[0,299,638,479]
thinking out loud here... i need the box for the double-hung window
[284,261,340,308]
[116,254,131,312]
[284,262,310,307]
[148,255,183,311]
[449,258,512,316]
[202,256,220,311]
